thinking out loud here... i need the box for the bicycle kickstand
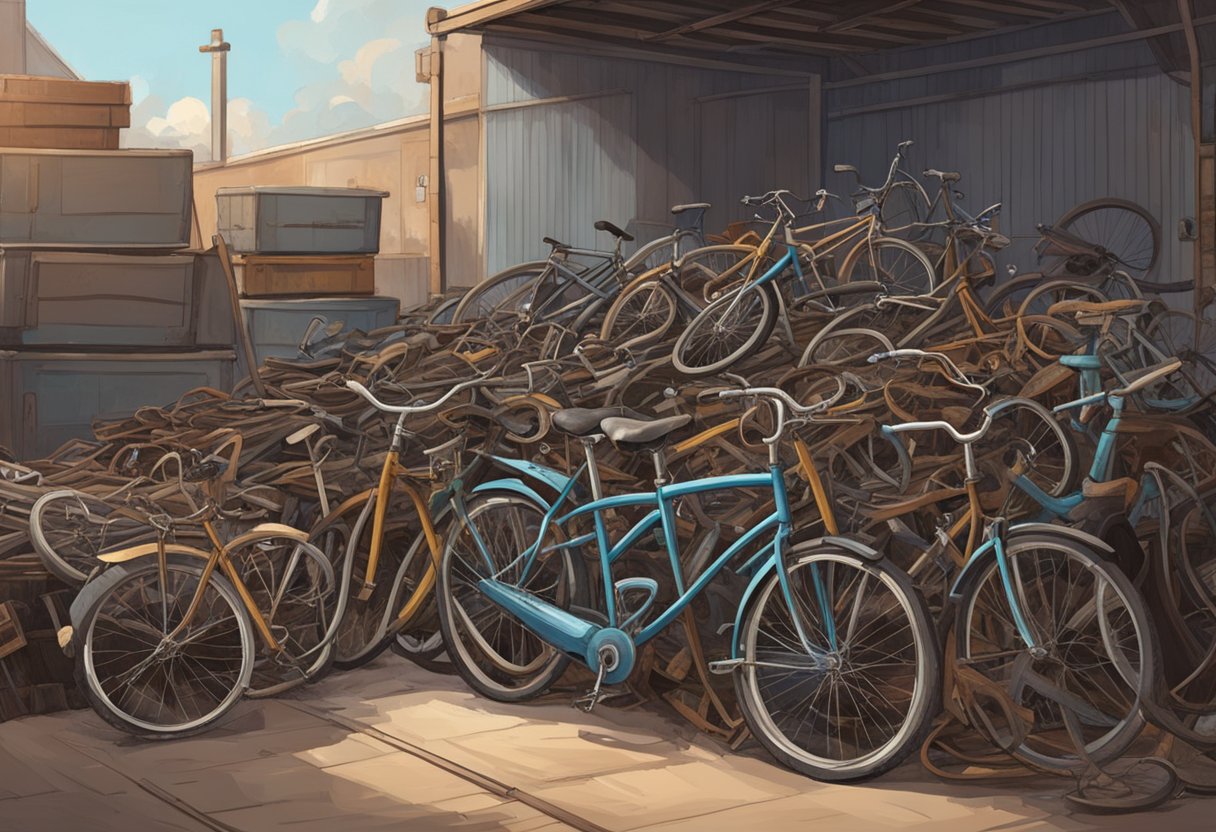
[574,655,609,713]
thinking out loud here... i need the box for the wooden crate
[0,75,130,151]
[0,249,235,347]
[237,255,375,297]
[0,126,120,150]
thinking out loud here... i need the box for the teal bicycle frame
[468,440,847,683]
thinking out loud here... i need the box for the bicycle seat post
[651,447,669,488]
[579,435,606,501]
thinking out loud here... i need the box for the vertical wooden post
[1179,0,1214,318]
[428,36,446,298]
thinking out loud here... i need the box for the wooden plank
[0,101,130,128]
[0,126,120,150]
[645,0,801,42]
[0,75,130,105]
[825,0,925,33]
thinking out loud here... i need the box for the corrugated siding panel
[826,66,1193,286]
[483,42,816,277]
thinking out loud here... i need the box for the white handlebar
[344,377,483,415]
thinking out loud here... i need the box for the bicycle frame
[472,434,854,668]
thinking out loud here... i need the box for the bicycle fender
[471,478,551,510]
[227,524,310,549]
[949,523,1114,597]
[98,542,212,564]
[797,536,884,562]
[487,455,572,493]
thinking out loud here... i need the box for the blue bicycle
[436,382,940,782]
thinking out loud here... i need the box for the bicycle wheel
[76,555,255,738]
[880,180,931,238]
[1139,309,1216,407]
[229,534,337,697]
[672,284,778,377]
[983,398,1077,516]
[674,244,762,299]
[955,533,1157,772]
[450,261,547,323]
[735,545,939,781]
[840,237,936,296]
[438,493,585,702]
[30,490,158,586]
[800,327,895,370]
[599,279,679,348]
[1054,198,1160,281]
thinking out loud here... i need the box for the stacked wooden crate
[0,77,236,462]
[217,186,399,363]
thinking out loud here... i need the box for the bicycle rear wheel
[1053,198,1160,281]
[76,555,255,738]
[955,533,1156,772]
[840,237,935,296]
[450,262,547,323]
[735,546,939,781]
[600,279,679,349]
[672,284,778,376]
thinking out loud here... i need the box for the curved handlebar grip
[898,139,914,150]
[1053,391,1106,414]
[867,352,892,364]
[1112,358,1183,398]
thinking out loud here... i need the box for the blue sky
[27,0,452,158]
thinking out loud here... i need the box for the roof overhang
[427,1,1119,61]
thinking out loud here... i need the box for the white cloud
[124,0,433,159]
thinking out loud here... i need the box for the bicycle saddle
[671,202,710,214]
[1047,298,1149,320]
[594,220,635,242]
[601,414,692,446]
[924,168,961,183]
[552,406,643,436]
[542,236,570,250]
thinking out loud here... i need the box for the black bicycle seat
[594,220,634,242]
[552,406,643,436]
[543,236,570,249]
[601,414,692,446]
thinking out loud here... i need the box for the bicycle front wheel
[77,556,255,738]
[735,546,939,782]
[840,237,936,296]
[672,283,778,376]
[438,493,585,702]
[955,534,1157,772]
[600,279,679,349]
[30,490,158,586]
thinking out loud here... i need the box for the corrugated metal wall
[825,13,1195,284]
[482,41,818,275]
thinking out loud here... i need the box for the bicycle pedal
[708,658,744,675]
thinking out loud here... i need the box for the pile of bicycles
[9,139,1216,812]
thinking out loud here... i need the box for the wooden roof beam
[644,0,802,42]
[826,0,925,33]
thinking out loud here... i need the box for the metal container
[0,249,234,347]
[0,349,236,459]
[216,186,387,255]
[239,296,399,364]
[0,148,193,248]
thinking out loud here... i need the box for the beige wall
[192,120,433,308]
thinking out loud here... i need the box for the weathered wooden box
[0,349,236,459]
[0,249,234,347]
[216,186,386,254]
[0,148,193,248]
[236,254,376,297]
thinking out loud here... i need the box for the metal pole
[198,28,231,165]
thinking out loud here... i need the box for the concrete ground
[0,656,1209,832]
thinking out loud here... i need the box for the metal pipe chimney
[0,0,27,74]
[198,28,230,164]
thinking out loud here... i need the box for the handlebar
[345,375,487,415]
[716,379,847,446]
[868,349,988,398]
[1052,357,1183,413]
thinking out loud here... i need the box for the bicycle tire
[954,532,1157,772]
[840,236,936,296]
[734,545,940,781]
[30,490,157,586]
[800,326,895,369]
[1053,198,1161,281]
[599,279,679,349]
[75,554,255,738]
[450,261,547,323]
[437,492,587,702]
[672,283,778,377]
